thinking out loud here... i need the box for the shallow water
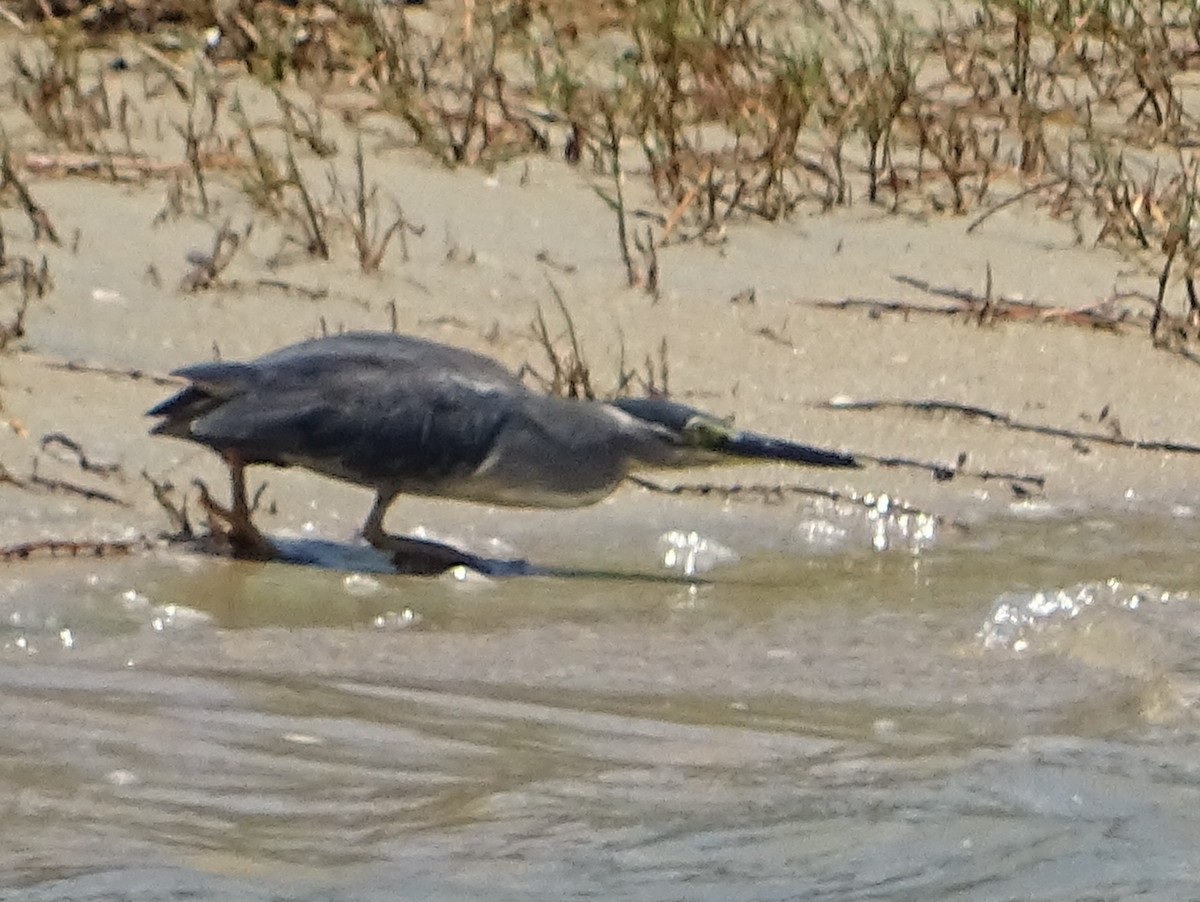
[3,511,1200,901]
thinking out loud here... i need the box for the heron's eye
[680,416,734,449]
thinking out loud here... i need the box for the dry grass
[3,0,1200,349]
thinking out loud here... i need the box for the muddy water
[2,511,1200,901]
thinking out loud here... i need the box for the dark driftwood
[822,397,1200,455]
[29,460,128,507]
[851,451,1044,489]
[41,433,123,478]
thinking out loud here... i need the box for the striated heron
[149,331,859,573]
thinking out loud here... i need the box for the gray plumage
[149,331,857,569]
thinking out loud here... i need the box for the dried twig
[30,459,129,506]
[0,3,28,31]
[41,433,122,478]
[179,220,244,292]
[143,470,192,539]
[524,278,594,399]
[0,292,29,350]
[0,537,148,562]
[282,134,329,259]
[597,110,640,289]
[1,149,59,244]
[255,278,329,300]
[341,134,420,272]
[815,294,1131,331]
[31,354,179,385]
[136,40,190,99]
[966,178,1066,234]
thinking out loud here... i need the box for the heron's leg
[362,492,487,575]
[228,455,253,522]
[193,452,277,560]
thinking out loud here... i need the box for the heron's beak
[680,413,860,468]
[717,426,860,468]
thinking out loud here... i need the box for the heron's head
[609,396,860,469]
[673,411,742,458]
[607,397,731,463]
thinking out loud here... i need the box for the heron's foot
[366,531,524,576]
[192,479,277,561]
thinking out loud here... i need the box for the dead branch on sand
[822,397,1200,456]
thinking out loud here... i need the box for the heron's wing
[151,333,523,416]
[182,345,521,484]
[148,332,529,473]
[253,332,523,389]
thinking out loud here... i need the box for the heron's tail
[147,361,254,436]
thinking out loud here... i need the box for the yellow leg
[362,492,487,575]
[193,453,277,560]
